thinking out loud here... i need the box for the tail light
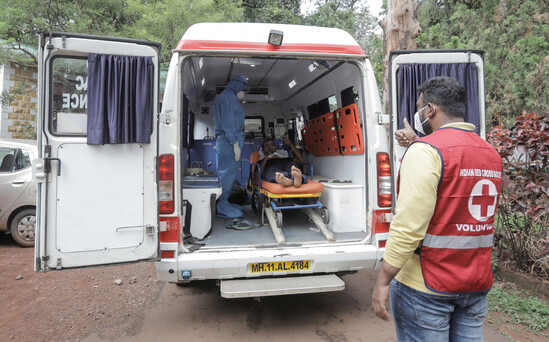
[373,209,392,248]
[376,152,392,207]
[159,216,180,243]
[161,250,175,258]
[159,154,174,214]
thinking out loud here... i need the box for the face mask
[237,91,245,100]
[413,105,432,135]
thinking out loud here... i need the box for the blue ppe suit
[214,75,247,218]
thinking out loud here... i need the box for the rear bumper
[155,243,379,283]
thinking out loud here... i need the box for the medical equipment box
[318,180,364,233]
[182,176,222,239]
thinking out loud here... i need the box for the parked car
[0,139,37,247]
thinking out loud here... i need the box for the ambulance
[33,23,485,298]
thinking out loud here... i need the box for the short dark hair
[419,77,466,118]
[261,138,274,150]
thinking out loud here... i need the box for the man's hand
[266,153,279,160]
[395,118,418,147]
[233,143,241,161]
[371,260,401,321]
[283,134,292,147]
[372,283,391,321]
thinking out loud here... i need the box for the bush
[487,110,549,278]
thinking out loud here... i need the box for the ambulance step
[220,274,345,298]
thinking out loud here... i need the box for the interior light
[199,57,203,69]
[201,78,205,86]
[250,64,256,67]
[308,63,316,72]
[288,80,296,88]
[268,29,284,46]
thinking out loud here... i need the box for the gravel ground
[0,233,164,341]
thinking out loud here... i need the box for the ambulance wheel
[275,210,283,228]
[320,207,330,224]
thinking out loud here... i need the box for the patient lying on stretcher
[258,135,307,188]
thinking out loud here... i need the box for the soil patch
[0,234,164,341]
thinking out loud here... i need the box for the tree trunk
[379,0,421,113]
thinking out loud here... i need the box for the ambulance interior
[179,56,370,247]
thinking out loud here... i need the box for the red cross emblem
[468,180,498,222]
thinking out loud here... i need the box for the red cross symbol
[472,184,495,218]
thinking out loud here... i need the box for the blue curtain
[87,53,153,144]
[397,63,480,135]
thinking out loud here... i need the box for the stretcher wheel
[251,192,260,213]
[275,210,283,228]
[320,206,330,224]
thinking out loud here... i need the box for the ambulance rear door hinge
[377,113,390,125]
[160,110,172,125]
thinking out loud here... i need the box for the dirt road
[1,233,515,341]
[0,234,164,341]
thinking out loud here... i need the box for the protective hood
[225,75,248,94]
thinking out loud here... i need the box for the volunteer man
[372,77,503,341]
[214,75,247,218]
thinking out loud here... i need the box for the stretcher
[247,151,334,244]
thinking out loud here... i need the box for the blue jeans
[390,280,488,342]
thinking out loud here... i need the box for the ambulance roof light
[268,29,284,46]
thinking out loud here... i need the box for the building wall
[0,62,38,140]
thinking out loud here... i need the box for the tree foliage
[487,111,549,277]
[416,0,549,128]
[0,0,244,67]
[0,0,381,73]
[242,0,302,24]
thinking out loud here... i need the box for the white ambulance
[33,23,485,298]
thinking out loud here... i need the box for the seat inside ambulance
[179,56,368,247]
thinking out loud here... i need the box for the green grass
[487,282,549,332]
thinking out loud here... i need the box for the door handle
[44,157,61,176]
[12,179,26,185]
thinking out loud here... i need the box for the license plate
[249,260,311,273]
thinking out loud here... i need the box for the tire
[275,210,283,228]
[10,208,36,247]
[251,192,259,213]
[320,206,330,224]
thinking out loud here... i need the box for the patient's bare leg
[291,166,302,188]
[276,172,294,187]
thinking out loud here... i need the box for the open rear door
[34,32,161,272]
[389,50,485,189]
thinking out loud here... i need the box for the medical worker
[214,75,248,218]
[372,77,503,341]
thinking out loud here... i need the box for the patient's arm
[284,134,304,162]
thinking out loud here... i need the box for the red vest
[401,127,502,294]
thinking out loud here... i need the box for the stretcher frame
[247,157,334,244]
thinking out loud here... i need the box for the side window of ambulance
[341,86,358,107]
[51,57,88,135]
[307,95,337,119]
[328,94,338,111]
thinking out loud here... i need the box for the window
[328,94,338,111]
[341,86,358,107]
[17,149,32,170]
[0,147,16,172]
[51,57,89,135]
[0,148,31,172]
[307,95,335,120]
[244,116,265,138]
